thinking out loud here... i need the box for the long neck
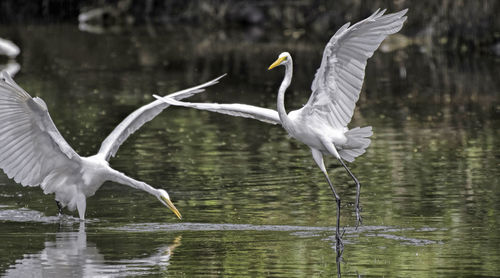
[107,167,158,197]
[277,60,294,130]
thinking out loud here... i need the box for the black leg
[323,172,344,251]
[338,158,362,228]
[56,200,63,216]
[311,148,344,251]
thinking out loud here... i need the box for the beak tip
[163,196,182,220]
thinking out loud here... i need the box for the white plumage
[0,71,224,219]
[307,9,407,129]
[154,9,408,249]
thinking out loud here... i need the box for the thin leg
[56,200,63,216]
[325,170,344,251]
[338,158,362,228]
[311,148,343,251]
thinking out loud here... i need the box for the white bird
[154,9,408,248]
[0,71,225,220]
[0,38,20,58]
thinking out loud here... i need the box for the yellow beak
[268,56,286,70]
[162,196,182,219]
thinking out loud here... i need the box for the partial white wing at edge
[304,9,408,129]
[98,74,226,161]
[0,71,81,187]
[152,95,281,125]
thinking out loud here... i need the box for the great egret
[154,9,408,248]
[0,71,224,220]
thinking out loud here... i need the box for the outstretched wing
[152,95,281,125]
[98,74,226,161]
[304,9,408,129]
[0,71,81,187]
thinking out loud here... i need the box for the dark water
[0,23,499,277]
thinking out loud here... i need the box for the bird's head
[268,52,291,70]
[157,189,182,219]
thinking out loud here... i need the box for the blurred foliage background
[1,0,499,54]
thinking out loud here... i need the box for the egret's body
[155,9,408,248]
[0,71,224,220]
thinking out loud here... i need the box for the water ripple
[109,222,443,246]
[0,208,96,224]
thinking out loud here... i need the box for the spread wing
[0,71,81,187]
[152,95,281,125]
[303,9,408,129]
[97,74,225,161]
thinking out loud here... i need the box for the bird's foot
[355,206,363,229]
[56,201,63,216]
[335,228,345,253]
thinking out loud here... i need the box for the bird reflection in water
[4,222,182,277]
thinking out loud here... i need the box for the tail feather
[338,126,372,162]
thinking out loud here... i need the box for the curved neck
[107,167,158,197]
[277,60,294,130]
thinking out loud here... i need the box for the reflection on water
[3,222,181,278]
[0,18,499,277]
[110,220,442,245]
[111,222,443,246]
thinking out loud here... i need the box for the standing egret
[0,71,225,220]
[154,9,408,248]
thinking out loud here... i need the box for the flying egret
[0,71,225,220]
[154,9,408,248]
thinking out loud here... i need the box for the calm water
[0,23,499,277]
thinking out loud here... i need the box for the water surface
[0,23,499,277]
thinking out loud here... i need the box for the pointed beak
[268,56,286,70]
[162,196,182,219]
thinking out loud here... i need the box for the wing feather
[0,135,32,161]
[25,162,41,184]
[152,95,281,125]
[305,9,408,128]
[17,152,36,183]
[97,74,226,161]
[0,71,81,187]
